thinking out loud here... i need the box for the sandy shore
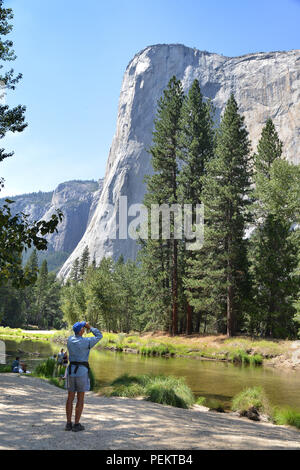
[0,373,300,450]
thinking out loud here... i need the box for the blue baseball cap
[73,321,86,334]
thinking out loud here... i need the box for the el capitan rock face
[58,44,300,279]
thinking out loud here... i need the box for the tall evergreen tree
[178,79,215,334]
[70,257,80,283]
[140,76,184,335]
[79,246,90,280]
[249,120,300,337]
[189,94,252,337]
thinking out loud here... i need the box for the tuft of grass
[228,350,263,366]
[249,354,263,365]
[231,386,271,416]
[195,396,207,406]
[34,358,57,377]
[206,398,225,412]
[104,373,195,409]
[272,407,300,429]
[108,383,145,398]
[111,373,151,387]
[144,376,195,409]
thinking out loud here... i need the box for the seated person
[12,357,20,372]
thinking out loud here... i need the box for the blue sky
[0,0,299,197]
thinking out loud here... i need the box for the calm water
[3,338,300,410]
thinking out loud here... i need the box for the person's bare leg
[66,392,75,423]
[75,392,85,424]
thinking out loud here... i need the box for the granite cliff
[55,45,300,278]
[1,179,104,270]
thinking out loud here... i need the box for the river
[3,337,300,410]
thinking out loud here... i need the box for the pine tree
[79,246,90,280]
[254,118,282,179]
[191,94,253,337]
[249,120,300,337]
[140,76,184,335]
[178,79,215,334]
[70,257,80,283]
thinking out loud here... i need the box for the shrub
[272,407,300,429]
[0,364,11,373]
[231,387,271,416]
[109,383,145,398]
[34,358,56,377]
[228,350,263,366]
[145,376,195,409]
[106,373,195,409]
[111,373,151,387]
[249,354,263,365]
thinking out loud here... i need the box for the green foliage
[205,398,225,412]
[196,396,207,406]
[0,364,11,372]
[272,407,300,428]
[145,375,195,409]
[109,383,145,398]
[248,120,300,338]
[231,386,271,415]
[106,373,195,409]
[34,358,57,377]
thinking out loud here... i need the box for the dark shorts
[65,373,90,392]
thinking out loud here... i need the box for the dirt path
[0,373,300,450]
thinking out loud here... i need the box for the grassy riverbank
[0,326,292,365]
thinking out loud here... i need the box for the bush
[231,386,271,416]
[109,383,145,398]
[111,373,151,387]
[228,350,263,365]
[0,364,11,373]
[106,373,195,409]
[272,407,300,429]
[34,358,56,377]
[145,376,195,409]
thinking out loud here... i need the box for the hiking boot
[72,423,85,432]
[65,422,73,431]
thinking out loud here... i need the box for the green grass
[104,373,195,409]
[228,350,263,365]
[0,364,11,373]
[231,386,271,416]
[32,358,96,391]
[232,386,300,430]
[205,398,225,412]
[145,376,195,409]
[195,396,207,406]
[272,407,300,429]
